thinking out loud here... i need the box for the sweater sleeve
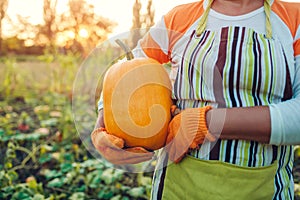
[269,55,300,145]
[132,16,170,64]
[269,1,300,145]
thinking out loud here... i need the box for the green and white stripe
[172,26,293,199]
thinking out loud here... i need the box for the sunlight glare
[79,28,89,39]
[67,31,76,39]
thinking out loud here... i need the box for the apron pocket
[161,155,277,200]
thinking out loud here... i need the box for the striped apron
[151,26,293,199]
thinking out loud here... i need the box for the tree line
[0,0,154,57]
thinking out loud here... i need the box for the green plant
[37,51,81,95]
[1,58,18,98]
[0,93,153,199]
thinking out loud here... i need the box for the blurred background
[1,0,195,57]
[0,0,299,200]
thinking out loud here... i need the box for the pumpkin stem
[115,39,134,60]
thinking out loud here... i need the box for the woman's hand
[91,128,154,165]
[166,106,216,163]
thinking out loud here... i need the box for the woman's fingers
[117,147,154,164]
[91,128,124,149]
[99,146,154,165]
[91,128,154,165]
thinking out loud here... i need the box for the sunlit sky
[4,0,299,38]
[4,0,195,37]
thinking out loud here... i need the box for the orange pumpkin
[102,57,172,150]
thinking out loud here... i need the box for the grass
[0,61,52,92]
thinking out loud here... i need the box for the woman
[92,0,300,199]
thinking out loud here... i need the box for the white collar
[203,0,275,10]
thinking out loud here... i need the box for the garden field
[0,55,299,199]
[0,54,153,200]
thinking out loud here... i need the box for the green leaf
[60,163,73,173]
[32,194,45,200]
[0,128,5,136]
[101,168,123,185]
[86,170,102,188]
[41,169,62,180]
[81,159,103,169]
[121,185,131,192]
[97,189,114,199]
[110,194,122,200]
[127,187,145,198]
[40,118,58,127]
[11,192,31,200]
[7,170,19,182]
[63,153,74,162]
[75,185,86,192]
[0,186,14,196]
[101,168,114,185]
[13,132,43,141]
[68,192,85,200]
[38,154,52,164]
[0,135,10,142]
[11,185,34,200]
[47,178,64,188]
[139,176,152,186]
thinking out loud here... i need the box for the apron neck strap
[196,0,272,39]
